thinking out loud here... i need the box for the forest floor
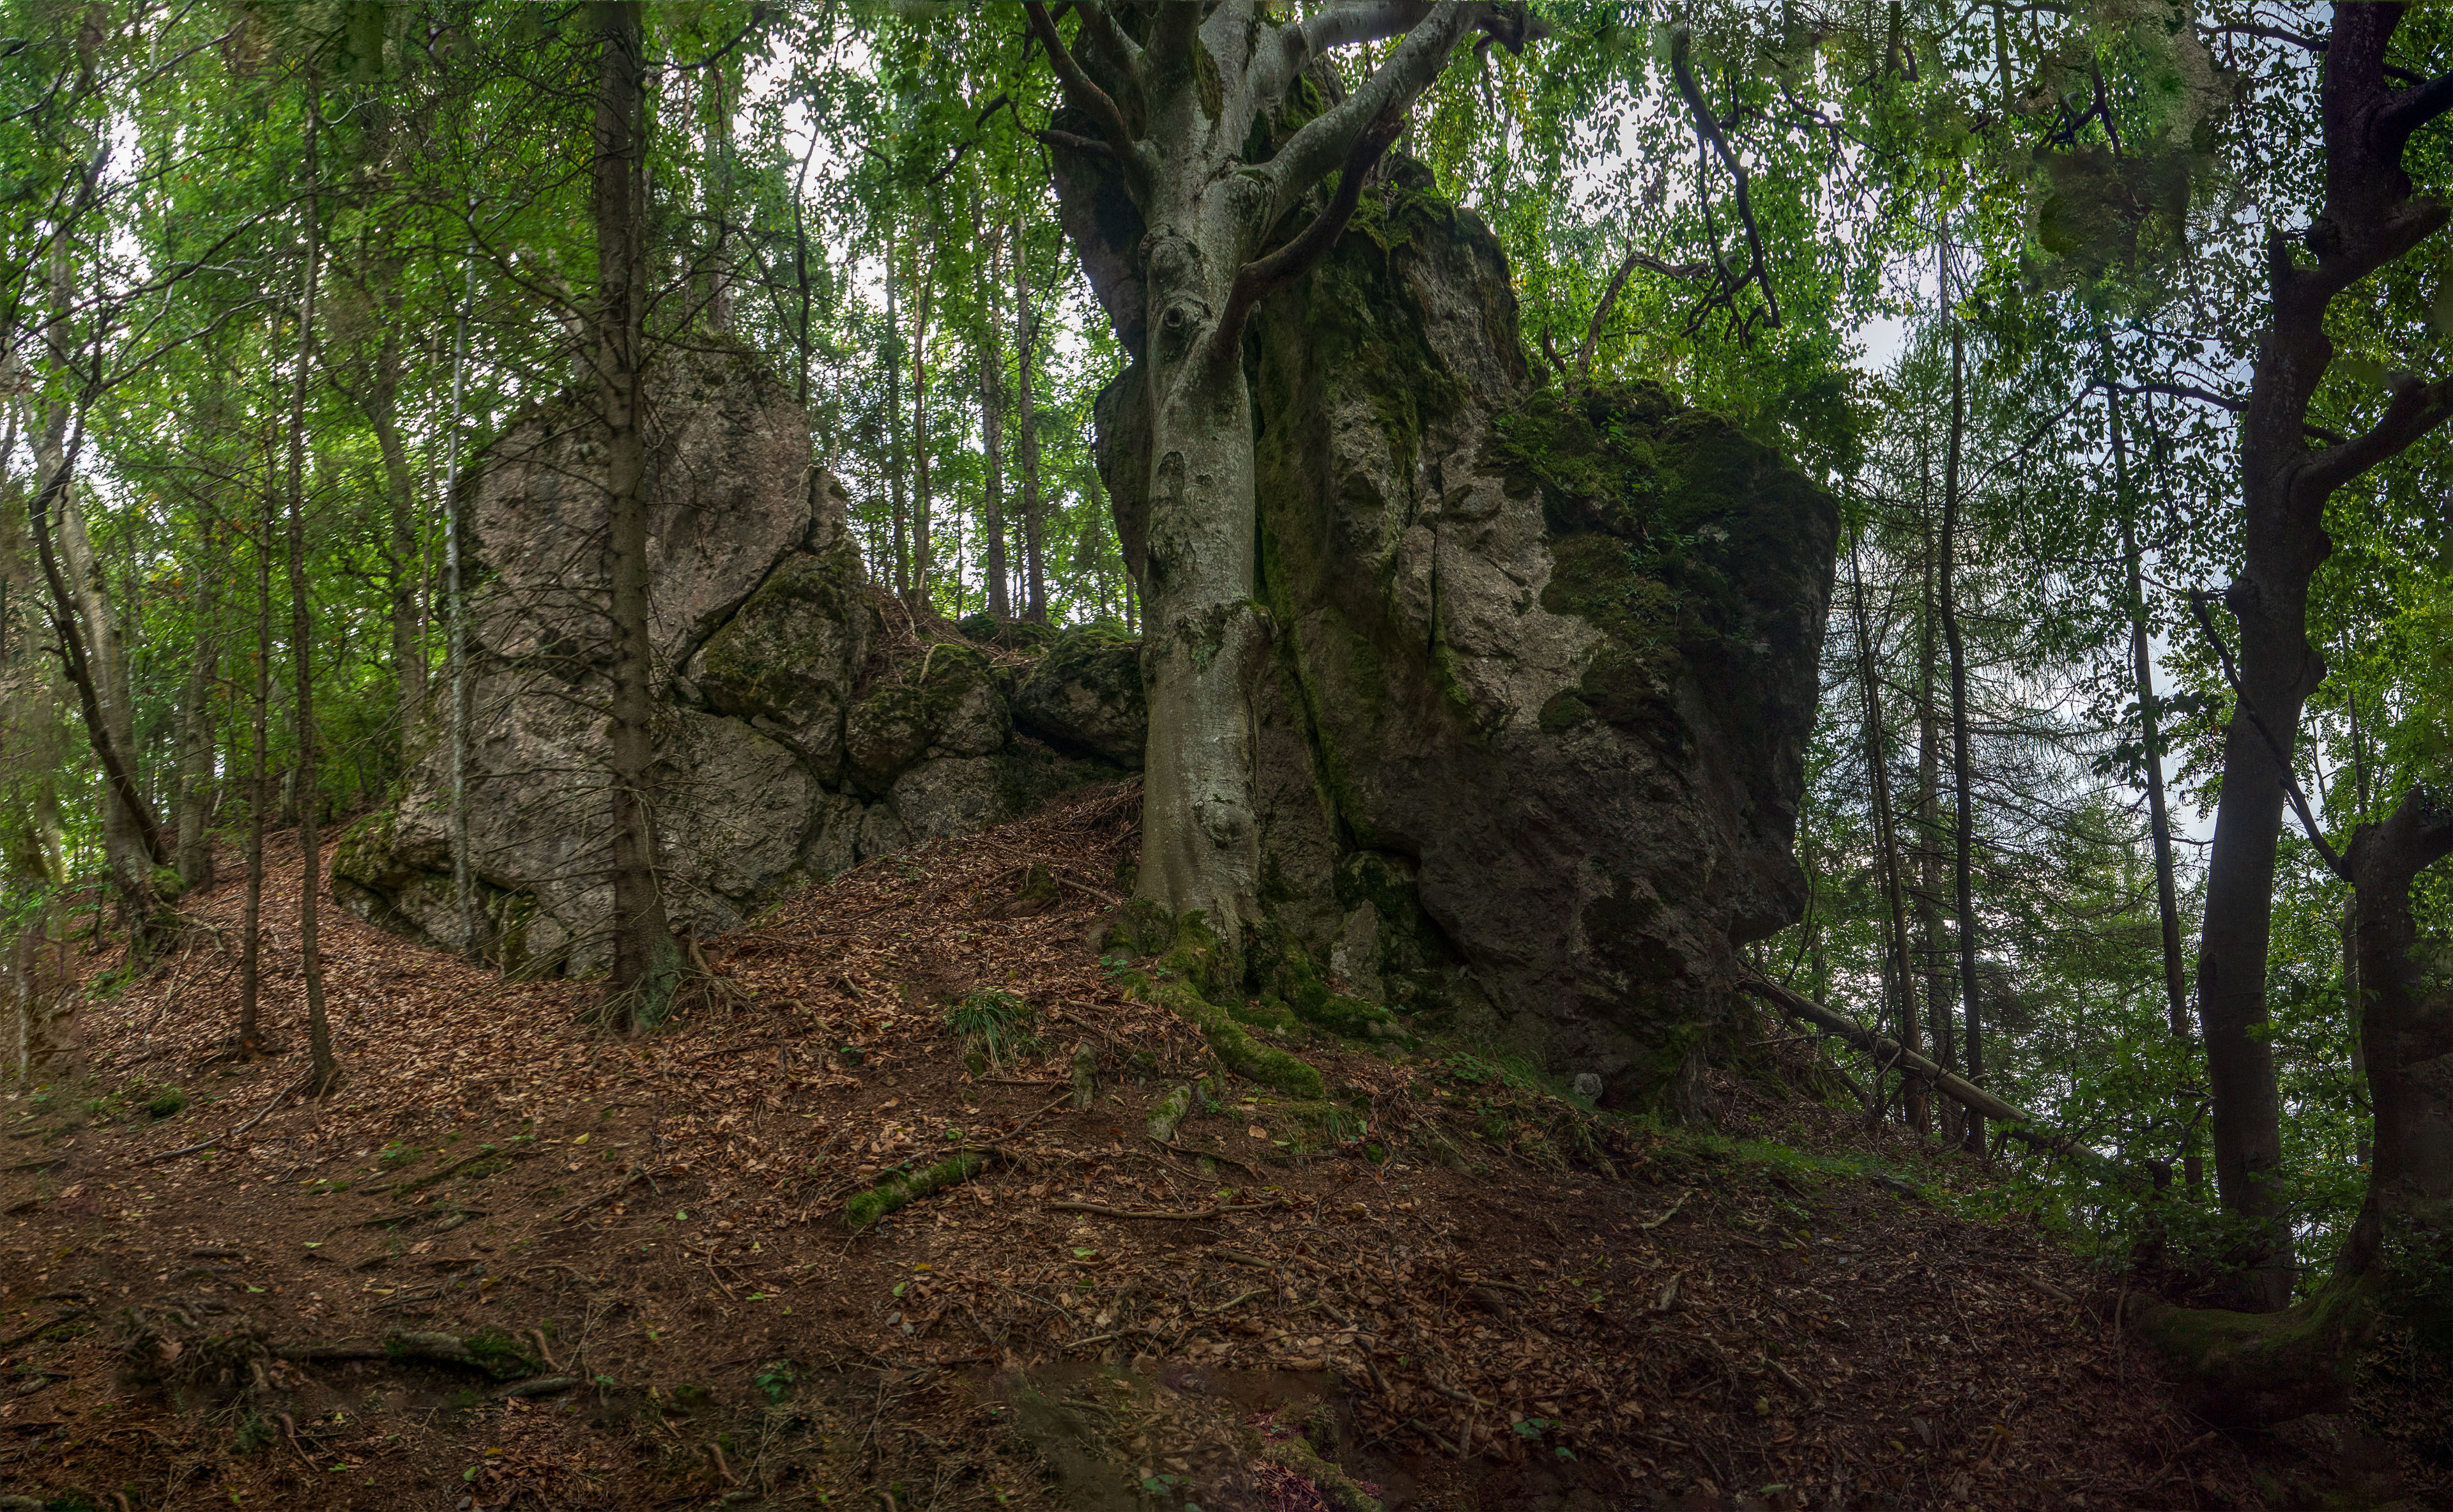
[0,783,2332,1511]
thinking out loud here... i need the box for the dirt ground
[0,784,2319,1509]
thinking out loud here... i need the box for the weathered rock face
[1076,161,1839,1109]
[335,349,1140,974]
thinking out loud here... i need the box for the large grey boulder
[336,349,1135,973]
[1012,626,1146,768]
[1070,155,1839,1110]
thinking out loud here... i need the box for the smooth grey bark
[441,249,477,958]
[359,312,426,710]
[593,0,682,1030]
[910,233,935,610]
[2197,7,2453,1311]
[884,228,909,601]
[1026,0,1536,956]
[284,95,337,1096]
[239,436,272,1058]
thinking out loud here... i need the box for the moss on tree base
[2130,1270,2385,1428]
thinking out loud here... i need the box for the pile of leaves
[0,784,2288,1509]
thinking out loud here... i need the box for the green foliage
[944,990,1037,1071]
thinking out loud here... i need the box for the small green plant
[755,1359,799,1403]
[378,1142,424,1169]
[945,991,1038,1072]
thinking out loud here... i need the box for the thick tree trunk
[1940,316,1984,1154]
[593,0,682,1031]
[1014,215,1046,622]
[2191,3,2453,1314]
[979,213,1009,621]
[910,241,935,611]
[1914,484,1959,1145]
[286,98,337,1096]
[2341,788,2453,1283]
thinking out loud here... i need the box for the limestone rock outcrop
[1067,156,1840,1110]
[335,348,1138,974]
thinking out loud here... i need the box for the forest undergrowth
[1,783,2286,1511]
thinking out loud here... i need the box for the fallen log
[1739,974,2083,1159]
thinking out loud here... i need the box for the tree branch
[1262,3,1530,227]
[2300,371,2453,497]
[2187,589,2350,882]
[1216,101,1406,359]
[1670,25,1778,331]
[2108,379,2346,445]
[1247,1,1436,109]
[1022,2,1142,188]
[1067,0,1144,86]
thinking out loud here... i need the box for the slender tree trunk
[173,551,218,890]
[1940,311,1984,1154]
[286,96,336,1096]
[885,232,908,602]
[363,323,425,710]
[1014,214,1046,622]
[911,234,935,612]
[594,0,682,1031]
[239,439,273,1058]
[2110,383,2201,1194]
[1915,498,1959,1145]
[1849,536,1924,1132]
[979,210,1009,620]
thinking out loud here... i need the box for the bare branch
[1573,247,1704,386]
[2107,379,2346,445]
[1247,1,1435,109]
[1068,0,1145,86]
[1034,128,1113,160]
[1670,26,1779,331]
[1022,2,1142,187]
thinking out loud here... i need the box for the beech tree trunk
[239,437,273,1058]
[910,239,935,611]
[1026,1,1532,962]
[2341,788,2453,1287]
[173,553,218,890]
[286,95,337,1096]
[360,317,425,710]
[885,228,908,602]
[592,0,683,1031]
[2197,6,2453,1311]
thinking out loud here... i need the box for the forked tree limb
[1218,100,1407,351]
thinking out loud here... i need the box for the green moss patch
[843,1150,997,1232]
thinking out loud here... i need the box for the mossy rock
[1131,972,1325,1100]
[956,613,1059,653]
[695,544,879,771]
[844,641,1011,789]
[1012,626,1146,767]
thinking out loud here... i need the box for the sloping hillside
[3,786,2271,1510]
